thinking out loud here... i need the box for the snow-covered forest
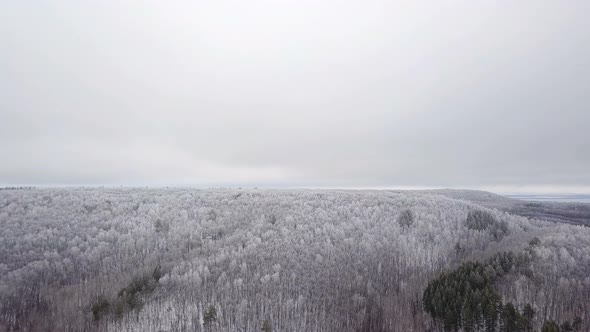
[0,189,588,332]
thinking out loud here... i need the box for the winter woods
[0,189,588,331]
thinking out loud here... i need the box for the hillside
[416,189,590,226]
[1,189,589,331]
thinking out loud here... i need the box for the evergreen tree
[203,305,217,329]
[397,209,414,228]
[572,317,582,332]
[541,321,560,332]
[91,297,110,321]
[262,319,272,332]
[499,302,521,332]
[561,321,573,332]
[521,303,534,332]
[482,288,500,332]
[462,289,475,332]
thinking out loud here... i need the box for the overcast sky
[1,1,589,192]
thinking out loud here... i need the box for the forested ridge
[415,190,590,227]
[0,189,588,331]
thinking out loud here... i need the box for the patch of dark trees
[397,209,415,228]
[464,210,508,240]
[423,252,582,332]
[91,265,163,321]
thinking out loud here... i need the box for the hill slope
[1,189,588,331]
[415,189,590,226]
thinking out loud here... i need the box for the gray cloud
[1,1,589,191]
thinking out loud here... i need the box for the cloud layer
[1,1,589,191]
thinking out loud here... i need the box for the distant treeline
[0,186,36,190]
